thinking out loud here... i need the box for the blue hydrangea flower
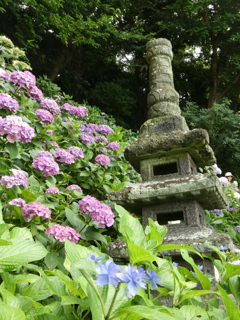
[145,269,162,289]
[172,262,179,267]
[219,245,228,251]
[88,254,103,262]
[96,259,121,286]
[116,265,147,297]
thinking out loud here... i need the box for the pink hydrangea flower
[66,184,82,192]
[0,93,19,112]
[62,103,88,117]
[32,153,59,176]
[10,70,36,89]
[45,187,60,194]
[40,98,61,116]
[45,224,81,243]
[96,124,113,135]
[0,115,34,143]
[78,195,115,228]
[95,154,110,165]
[46,129,53,134]
[9,198,26,207]
[0,68,10,81]
[54,148,75,164]
[67,146,84,160]
[81,134,95,145]
[22,202,51,221]
[95,136,108,143]
[107,142,120,150]
[27,85,43,101]
[88,123,99,132]
[0,169,28,188]
[36,109,54,124]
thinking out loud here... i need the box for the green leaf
[178,305,209,320]
[87,283,105,320]
[21,189,37,202]
[180,250,211,290]
[216,284,240,320]
[175,289,215,305]
[127,243,156,264]
[27,175,41,193]
[23,278,52,301]
[228,275,240,305]
[156,244,202,257]
[0,239,12,246]
[61,296,83,305]
[0,239,47,272]
[5,143,18,159]
[222,262,240,281]
[0,302,26,320]
[9,227,33,241]
[44,251,59,269]
[116,204,145,246]
[0,283,21,309]
[145,218,167,248]
[115,305,176,320]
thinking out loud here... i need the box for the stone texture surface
[125,128,216,171]
[109,174,228,213]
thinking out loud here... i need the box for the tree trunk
[48,45,76,82]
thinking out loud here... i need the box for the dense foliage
[0,36,240,320]
[182,100,240,179]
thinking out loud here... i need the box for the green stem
[105,283,121,320]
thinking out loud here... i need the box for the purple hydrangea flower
[0,169,28,188]
[95,136,108,143]
[219,176,229,186]
[22,202,51,221]
[45,224,81,243]
[10,70,36,89]
[234,227,240,233]
[62,103,88,117]
[95,154,110,165]
[66,184,82,192]
[96,124,113,135]
[27,85,43,101]
[117,265,147,297]
[107,142,120,150]
[172,262,179,267]
[210,164,222,175]
[96,259,122,286]
[81,134,95,145]
[67,146,84,160]
[210,209,223,217]
[45,187,60,194]
[0,93,19,112]
[9,198,26,207]
[46,129,53,134]
[0,115,34,143]
[88,123,99,132]
[40,98,61,116]
[32,153,59,176]
[78,195,115,228]
[54,148,75,164]
[36,109,54,124]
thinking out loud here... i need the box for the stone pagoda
[107,38,233,273]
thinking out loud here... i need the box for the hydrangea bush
[0,36,239,319]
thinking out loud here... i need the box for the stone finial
[146,38,181,118]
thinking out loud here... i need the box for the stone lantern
[107,38,233,274]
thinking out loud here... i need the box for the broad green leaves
[0,239,47,272]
